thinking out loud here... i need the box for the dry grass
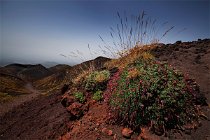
[62,11,173,85]
[0,74,29,95]
[0,74,27,102]
[100,11,174,70]
[61,44,97,77]
[127,67,141,79]
[95,73,108,83]
[104,44,157,69]
[72,70,90,85]
[0,92,13,103]
[34,73,68,95]
[99,11,174,59]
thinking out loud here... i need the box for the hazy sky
[1,0,209,66]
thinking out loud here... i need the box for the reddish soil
[0,39,209,140]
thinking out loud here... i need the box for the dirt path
[0,83,40,116]
[0,85,69,140]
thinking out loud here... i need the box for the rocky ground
[0,39,209,140]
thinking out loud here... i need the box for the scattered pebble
[102,128,113,136]
[122,128,133,138]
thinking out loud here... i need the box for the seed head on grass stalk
[99,11,174,59]
[60,44,101,84]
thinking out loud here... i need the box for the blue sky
[1,0,209,66]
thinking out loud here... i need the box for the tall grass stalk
[99,11,174,58]
[60,44,99,77]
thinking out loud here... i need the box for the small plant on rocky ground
[74,91,85,103]
[93,90,103,101]
[85,70,110,92]
[72,70,90,85]
[104,56,202,134]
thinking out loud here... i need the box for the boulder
[67,102,83,118]
[102,128,113,136]
[66,102,89,119]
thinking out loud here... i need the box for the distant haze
[1,0,209,66]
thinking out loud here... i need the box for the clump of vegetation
[0,92,13,103]
[0,74,29,95]
[93,90,103,101]
[61,11,204,137]
[105,45,156,69]
[72,70,90,85]
[85,70,110,92]
[127,67,140,79]
[104,57,201,133]
[99,11,174,59]
[74,91,85,103]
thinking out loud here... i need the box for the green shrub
[93,90,103,101]
[85,70,110,92]
[74,92,85,103]
[104,58,200,133]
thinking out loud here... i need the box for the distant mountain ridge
[67,56,111,78]
[1,64,52,82]
[0,63,73,97]
[49,64,72,73]
[33,56,110,94]
[0,56,110,96]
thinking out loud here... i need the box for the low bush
[104,57,200,133]
[93,90,103,101]
[72,71,90,85]
[74,92,85,103]
[85,70,110,92]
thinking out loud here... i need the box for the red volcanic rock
[66,102,89,119]
[102,128,113,136]
[67,102,83,118]
[59,132,71,140]
[113,134,117,140]
[139,127,160,140]
[122,128,133,138]
[107,129,113,136]
[102,128,107,133]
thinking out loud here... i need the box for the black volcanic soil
[0,91,70,140]
[0,39,209,140]
[0,83,39,116]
